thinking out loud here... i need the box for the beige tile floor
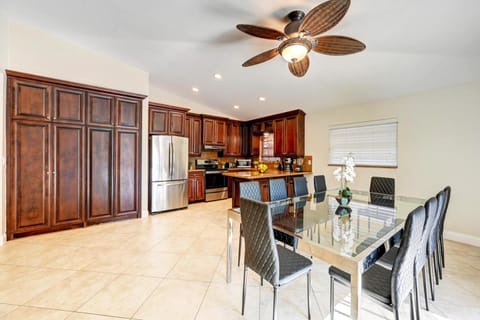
[0,199,479,320]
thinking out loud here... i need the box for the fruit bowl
[257,164,268,173]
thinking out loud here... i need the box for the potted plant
[333,155,356,206]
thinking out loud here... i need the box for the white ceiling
[2,0,480,120]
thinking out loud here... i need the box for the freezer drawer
[151,180,188,213]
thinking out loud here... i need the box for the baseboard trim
[444,230,480,247]
[141,210,149,218]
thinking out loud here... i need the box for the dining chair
[377,196,438,312]
[370,176,395,208]
[293,176,309,196]
[438,186,451,269]
[238,181,262,266]
[269,178,298,251]
[429,190,447,288]
[240,197,312,320]
[329,205,426,320]
[313,175,326,192]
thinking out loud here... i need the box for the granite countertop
[226,168,257,172]
[189,169,205,173]
[223,170,311,180]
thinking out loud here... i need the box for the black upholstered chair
[438,186,451,269]
[293,176,309,196]
[240,197,312,320]
[313,175,326,193]
[370,176,395,208]
[237,181,262,266]
[428,191,447,291]
[329,205,426,320]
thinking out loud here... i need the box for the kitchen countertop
[222,170,311,180]
[226,168,257,172]
[189,169,205,173]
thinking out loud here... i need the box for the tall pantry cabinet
[6,71,145,240]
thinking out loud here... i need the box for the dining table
[226,189,425,320]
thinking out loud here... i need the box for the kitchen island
[223,170,310,208]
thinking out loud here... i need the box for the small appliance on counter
[196,159,229,201]
[235,159,252,168]
[283,157,293,171]
[294,157,304,172]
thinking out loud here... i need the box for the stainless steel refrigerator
[150,135,189,213]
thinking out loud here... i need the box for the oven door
[205,171,228,189]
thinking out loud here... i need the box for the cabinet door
[149,108,168,134]
[203,118,216,144]
[116,98,140,129]
[10,121,51,233]
[87,127,114,221]
[52,124,84,225]
[188,176,196,203]
[226,121,241,156]
[191,117,202,155]
[284,116,298,155]
[53,87,85,123]
[195,175,205,201]
[115,129,139,217]
[12,79,51,120]
[88,93,114,126]
[241,124,251,156]
[169,111,185,136]
[216,120,227,145]
[274,118,285,156]
[251,135,260,156]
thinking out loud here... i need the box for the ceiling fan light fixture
[279,38,312,63]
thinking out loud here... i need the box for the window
[329,119,398,167]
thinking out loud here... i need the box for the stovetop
[195,159,227,172]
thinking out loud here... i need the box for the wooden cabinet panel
[116,98,139,128]
[186,114,202,156]
[188,171,205,203]
[251,135,260,156]
[10,121,50,231]
[115,130,139,216]
[53,87,85,123]
[216,120,227,145]
[202,117,228,146]
[149,108,168,134]
[241,123,251,156]
[12,80,51,120]
[169,111,186,136]
[274,118,286,156]
[52,124,84,225]
[87,127,114,220]
[225,121,242,156]
[188,176,196,203]
[88,94,114,126]
[203,118,216,144]
[285,116,298,155]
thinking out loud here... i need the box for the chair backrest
[428,191,446,254]
[439,186,451,235]
[314,175,326,193]
[269,178,288,201]
[416,197,438,271]
[370,176,395,195]
[391,205,425,308]
[240,197,280,286]
[293,176,309,196]
[239,181,261,201]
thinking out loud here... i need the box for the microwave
[235,159,252,168]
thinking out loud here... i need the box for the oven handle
[205,170,227,174]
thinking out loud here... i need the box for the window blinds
[329,119,398,167]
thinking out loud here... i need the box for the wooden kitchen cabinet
[202,116,227,146]
[225,120,242,156]
[188,171,205,203]
[149,103,189,136]
[186,113,202,156]
[241,123,251,156]
[6,71,144,240]
[273,111,305,157]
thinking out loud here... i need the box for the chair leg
[261,276,264,286]
[422,267,429,311]
[307,271,311,320]
[440,235,445,268]
[409,291,415,320]
[238,225,242,267]
[394,306,400,320]
[433,252,439,285]
[273,287,278,320]
[414,274,421,320]
[330,276,335,320]
[427,256,435,301]
[436,246,443,280]
[242,266,248,315]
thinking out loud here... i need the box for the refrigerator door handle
[170,142,174,177]
[156,181,185,187]
[171,142,175,177]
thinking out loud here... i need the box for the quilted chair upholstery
[237,182,262,266]
[370,176,395,208]
[313,175,327,192]
[293,176,309,196]
[328,205,426,320]
[239,197,312,319]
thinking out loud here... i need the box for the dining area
[226,173,452,320]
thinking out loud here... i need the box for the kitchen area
[148,103,311,213]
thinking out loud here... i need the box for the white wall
[306,81,480,245]
[0,16,8,245]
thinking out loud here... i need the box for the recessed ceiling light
[192,87,199,93]
[233,105,239,109]
[258,97,266,102]
[214,73,222,80]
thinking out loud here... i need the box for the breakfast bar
[223,170,310,208]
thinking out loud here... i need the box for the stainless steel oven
[196,159,228,201]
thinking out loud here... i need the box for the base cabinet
[188,171,205,203]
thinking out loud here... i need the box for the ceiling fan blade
[299,0,350,37]
[312,35,365,55]
[242,48,279,67]
[288,56,310,77]
[237,24,285,40]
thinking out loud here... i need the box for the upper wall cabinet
[186,113,202,156]
[149,103,189,136]
[116,97,141,129]
[224,120,242,156]
[273,110,305,157]
[202,115,227,146]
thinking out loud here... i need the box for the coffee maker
[283,157,293,171]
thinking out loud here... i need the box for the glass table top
[234,189,425,259]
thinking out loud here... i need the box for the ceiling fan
[236,0,365,77]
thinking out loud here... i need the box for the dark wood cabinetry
[149,103,188,136]
[241,123,251,156]
[273,111,305,157]
[225,120,242,156]
[188,171,205,203]
[202,116,227,146]
[6,71,144,240]
[186,113,202,156]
